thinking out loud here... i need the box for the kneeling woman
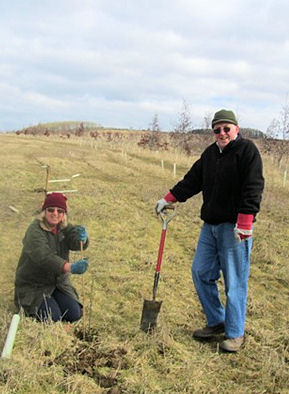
[14,192,89,322]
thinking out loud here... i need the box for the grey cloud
[1,0,289,131]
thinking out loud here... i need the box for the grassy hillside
[0,133,288,393]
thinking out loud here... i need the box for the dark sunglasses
[46,207,65,214]
[213,126,231,134]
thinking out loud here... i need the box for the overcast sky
[1,0,288,132]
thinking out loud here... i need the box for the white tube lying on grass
[1,314,20,359]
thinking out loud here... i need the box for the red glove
[234,213,254,242]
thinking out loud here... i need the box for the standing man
[155,109,264,352]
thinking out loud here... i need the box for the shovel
[140,206,177,332]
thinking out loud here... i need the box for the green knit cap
[212,109,238,128]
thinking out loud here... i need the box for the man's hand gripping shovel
[140,205,177,333]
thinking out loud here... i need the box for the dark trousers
[36,288,82,322]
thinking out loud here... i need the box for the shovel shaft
[155,229,167,273]
[152,228,167,300]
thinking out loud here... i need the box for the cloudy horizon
[1,0,289,133]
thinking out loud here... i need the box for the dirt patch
[46,327,129,391]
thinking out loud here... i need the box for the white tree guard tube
[1,314,20,359]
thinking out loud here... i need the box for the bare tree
[266,118,280,139]
[174,99,193,133]
[149,113,161,132]
[75,122,85,136]
[265,97,289,166]
[203,111,213,130]
[139,113,163,150]
[279,101,289,139]
[267,98,289,140]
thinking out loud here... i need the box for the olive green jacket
[14,219,88,315]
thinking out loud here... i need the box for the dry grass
[0,133,288,393]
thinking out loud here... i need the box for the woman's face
[45,207,65,226]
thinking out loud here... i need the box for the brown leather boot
[193,323,225,339]
[220,336,245,352]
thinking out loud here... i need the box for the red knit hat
[42,192,68,212]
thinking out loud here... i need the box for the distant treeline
[14,121,102,137]
[13,120,289,162]
[14,121,265,140]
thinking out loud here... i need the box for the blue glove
[76,225,88,243]
[71,258,89,274]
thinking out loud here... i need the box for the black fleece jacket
[170,134,264,225]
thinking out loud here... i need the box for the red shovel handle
[155,229,167,273]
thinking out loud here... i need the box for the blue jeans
[192,222,252,338]
[36,289,82,322]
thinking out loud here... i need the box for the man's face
[213,122,239,149]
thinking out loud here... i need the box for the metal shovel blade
[140,299,163,333]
